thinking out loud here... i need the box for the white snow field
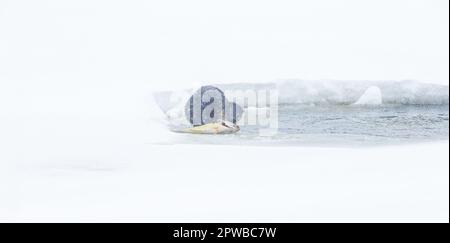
[1,142,448,223]
[0,0,448,223]
[0,85,448,222]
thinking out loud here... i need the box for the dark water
[173,105,449,146]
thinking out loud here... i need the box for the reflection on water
[173,105,449,146]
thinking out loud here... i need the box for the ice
[0,81,448,222]
[353,86,383,105]
[1,142,448,222]
[154,80,449,112]
[275,80,448,105]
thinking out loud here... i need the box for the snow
[155,80,449,110]
[1,118,448,222]
[354,86,383,105]
[0,82,448,222]
[0,0,448,223]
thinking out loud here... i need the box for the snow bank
[154,80,449,114]
[264,80,447,105]
[353,86,383,105]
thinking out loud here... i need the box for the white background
[1,0,449,91]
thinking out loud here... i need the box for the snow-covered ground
[0,107,448,222]
[0,81,448,222]
[1,0,448,223]
[1,142,448,222]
